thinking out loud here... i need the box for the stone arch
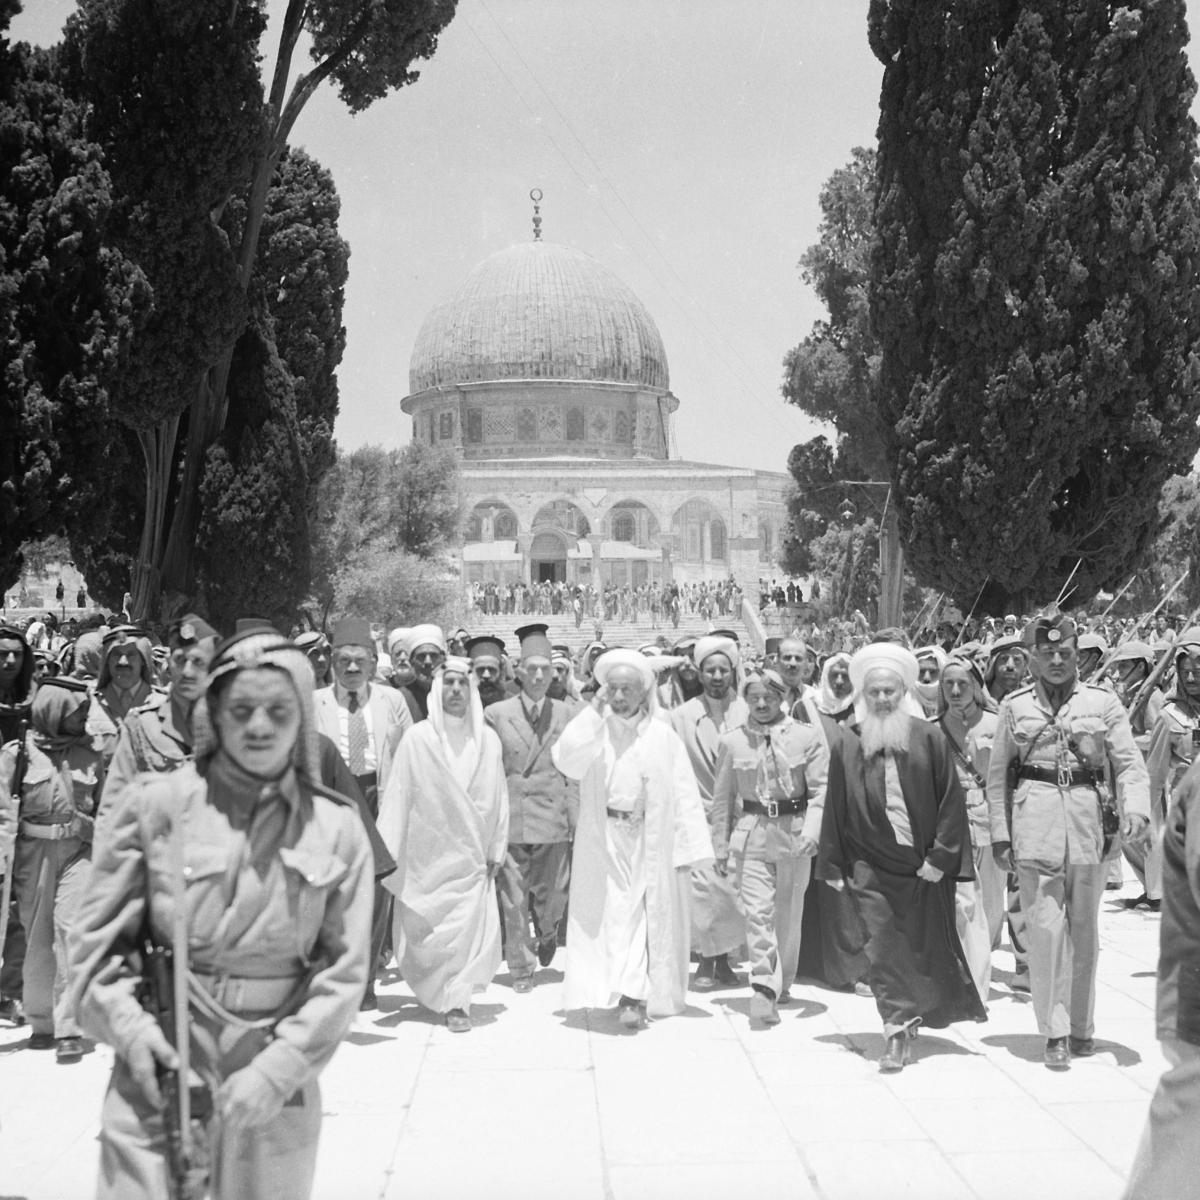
[532,498,591,539]
[603,499,661,548]
[465,498,520,543]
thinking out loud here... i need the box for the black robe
[820,720,985,1032]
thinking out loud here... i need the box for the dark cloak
[820,719,986,1031]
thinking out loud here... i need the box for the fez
[515,624,552,661]
[467,635,506,664]
[330,617,373,651]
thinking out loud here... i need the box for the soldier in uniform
[987,611,1151,1069]
[1138,628,1200,913]
[89,626,158,767]
[2,676,104,1062]
[712,669,828,1025]
[484,624,578,991]
[68,631,372,1200]
[100,614,219,812]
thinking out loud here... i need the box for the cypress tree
[870,0,1200,612]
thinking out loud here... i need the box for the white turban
[593,648,657,692]
[404,624,446,656]
[693,636,739,670]
[848,642,919,696]
[387,627,411,658]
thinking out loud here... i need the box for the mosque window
[612,512,635,542]
[439,411,455,440]
[517,408,538,442]
[615,411,630,442]
[465,409,483,444]
[494,510,518,540]
[566,408,585,441]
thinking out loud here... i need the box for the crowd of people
[0,598,1194,1198]
[465,577,746,627]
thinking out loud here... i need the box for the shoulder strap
[936,717,986,789]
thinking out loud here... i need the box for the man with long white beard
[821,643,985,1072]
[553,649,713,1030]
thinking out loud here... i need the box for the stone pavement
[1,878,1166,1200]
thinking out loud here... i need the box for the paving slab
[0,880,1170,1199]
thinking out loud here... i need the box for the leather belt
[19,818,84,840]
[191,971,305,1011]
[743,798,806,818]
[606,807,643,825]
[1016,765,1094,787]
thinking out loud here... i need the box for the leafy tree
[64,0,458,618]
[0,13,147,592]
[869,1,1200,613]
[310,442,461,624]
[781,147,890,579]
[331,545,460,631]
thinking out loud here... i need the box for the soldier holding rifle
[68,631,373,1199]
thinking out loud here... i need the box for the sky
[12,2,1200,475]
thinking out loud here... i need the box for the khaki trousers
[1016,859,1106,1039]
[13,835,88,1037]
[735,854,812,999]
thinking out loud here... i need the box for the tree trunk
[130,415,181,620]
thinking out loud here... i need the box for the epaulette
[130,692,170,716]
[306,778,356,808]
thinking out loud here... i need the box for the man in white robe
[553,649,713,1029]
[377,658,509,1032]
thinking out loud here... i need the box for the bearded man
[821,643,985,1073]
[670,635,747,990]
[984,636,1029,706]
[553,650,712,1030]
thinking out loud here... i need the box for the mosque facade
[401,229,790,591]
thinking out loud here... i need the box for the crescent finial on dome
[530,188,543,242]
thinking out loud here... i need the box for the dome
[408,241,669,395]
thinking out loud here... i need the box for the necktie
[347,692,368,774]
[529,704,540,728]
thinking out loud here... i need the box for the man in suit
[314,616,413,1007]
[485,624,579,992]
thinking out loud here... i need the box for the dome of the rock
[408,241,669,395]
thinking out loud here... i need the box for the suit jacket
[314,684,412,791]
[485,694,579,843]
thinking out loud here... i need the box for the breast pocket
[279,847,349,951]
[179,843,232,942]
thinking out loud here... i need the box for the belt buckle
[765,799,779,819]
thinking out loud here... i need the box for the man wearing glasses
[987,611,1150,1069]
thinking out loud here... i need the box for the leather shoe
[512,975,534,994]
[536,934,557,968]
[879,1031,909,1073]
[445,1008,471,1033]
[1044,1037,1071,1069]
[691,957,716,991]
[778,989,791,1005]
[713,955,741,986]
[28,1032,55,1050]
[0,995,25,1026]
[56,1036,84,1064]
[617,996,646,1029]
[1069,1036,1095,1057]
[1010,969,1031,994]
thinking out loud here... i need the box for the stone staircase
[463,609,754,657]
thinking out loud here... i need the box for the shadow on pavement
[816,1030,976,1064]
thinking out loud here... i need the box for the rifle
[139,818,211,1200]
[1128,599,1200,728]
[0,720,29,965]
[1121,569,1188,647]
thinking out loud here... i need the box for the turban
[404,624,446,656]
[293,631,328,654]
[387,627,411,658]
[693,636,739,670]
[849,642,919,696]
[593,648,657,692]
